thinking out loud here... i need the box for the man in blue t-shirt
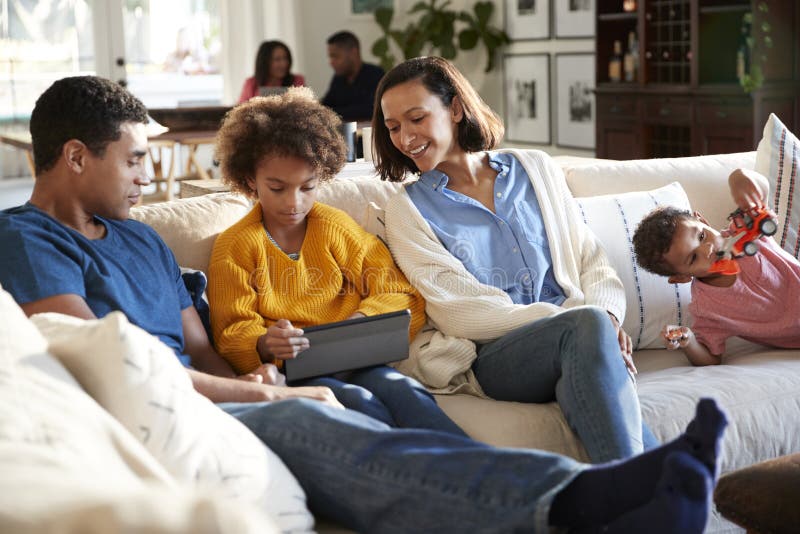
[0,75,724,534]
[321,31,384,122]
[0,75,337,402]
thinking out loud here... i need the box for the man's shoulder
[361,63,385,79]
[0,205,68,239]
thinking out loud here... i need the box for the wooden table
[0,129,218,201]
[0,132,36,177]
[179,160,380,199]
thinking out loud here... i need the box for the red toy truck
[708,206,778,275]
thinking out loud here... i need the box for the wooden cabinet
[595,0,800,159]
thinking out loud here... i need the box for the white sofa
[3,151,798,533]
[129,150,800,533]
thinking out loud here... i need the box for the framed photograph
[555,0,595,38]
[555,53,595,149]
[503,53,551,145]
[350,0,393,16]
[504,0,550,41]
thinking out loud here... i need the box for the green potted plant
[371,0,510,73]
[738,1,773,93]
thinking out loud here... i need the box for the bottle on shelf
[736,17,751,82]
[609,40,623,82]
[624,31,639,82]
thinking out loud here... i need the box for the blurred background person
[321,31,383,122]
[163,25,215,75]
[238,40,305,103]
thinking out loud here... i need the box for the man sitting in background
[321,30,384,122]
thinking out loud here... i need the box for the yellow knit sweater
[208,202,426,374]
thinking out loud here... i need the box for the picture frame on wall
[503,53,551,144]
[555,53,595,149]
[555,0,595,38]
[504,0,550,41]
[350,0,393,17]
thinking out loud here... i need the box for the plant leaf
[372,36,389,57]
[459,29,478,50]
[375,7,393,31]
[474,1,493,26]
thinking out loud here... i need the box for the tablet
[284,309,411,382]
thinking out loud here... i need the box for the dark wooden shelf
[595,0,799,159]
[699,5,750,15]
[598,13,638,22]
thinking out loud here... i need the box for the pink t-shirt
[689,237,800,355]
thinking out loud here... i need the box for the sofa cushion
[575,182,692,349]
[31,311,313,533]
[316,174,404,227]
[564,151,756,229]
[755,113,800,258]
[0,286,271,534]
[130,193,252,272]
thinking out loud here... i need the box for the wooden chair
[143,139,177,202]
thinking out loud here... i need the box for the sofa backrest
[131,151,757,272]
[564,151,756,229]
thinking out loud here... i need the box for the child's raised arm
[728,168,770,210]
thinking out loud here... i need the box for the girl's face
[380,79,463,173]
[247,155,319,232]
[269,47,290,80]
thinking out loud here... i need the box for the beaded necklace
[263,223,300,261]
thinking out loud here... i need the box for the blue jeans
[295,365,467,437]
[221,398,584,533]
[472,307,659,462]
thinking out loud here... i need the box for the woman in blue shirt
[372,56,658,462]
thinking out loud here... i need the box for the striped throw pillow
[576,182,693,350]
[755,113,800,258]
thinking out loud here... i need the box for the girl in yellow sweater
[208,88,465,434]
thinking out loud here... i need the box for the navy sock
[549,398,727,528]
[597,452,712,534]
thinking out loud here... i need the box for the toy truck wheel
[759,218,778,236]
[744,241,759,256]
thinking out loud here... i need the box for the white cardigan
[385,149,626,395]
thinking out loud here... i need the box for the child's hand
[662,325,692,350]
[258,319,309,361]
[238,363,286,386]
[729,168,768,210]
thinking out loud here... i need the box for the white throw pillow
[575,182,693,350]
[755,113,800,258]
[31,311,314,534]
[0,286,271,534]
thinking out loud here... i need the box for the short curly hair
[632,206,694,276]
[30,76,148,175]
[215,87,346,198]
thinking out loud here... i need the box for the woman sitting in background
[238,40,305,103]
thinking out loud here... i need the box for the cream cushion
[316,174,404,228]
[31,311,313,534]
[755,113,800,258]
[564,151,756,229]
[131,193,252,273]
[0,285,271,534]
[575,182,693,349]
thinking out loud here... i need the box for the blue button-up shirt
[406,152,566,305]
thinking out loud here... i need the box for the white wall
[289,0,595,157]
